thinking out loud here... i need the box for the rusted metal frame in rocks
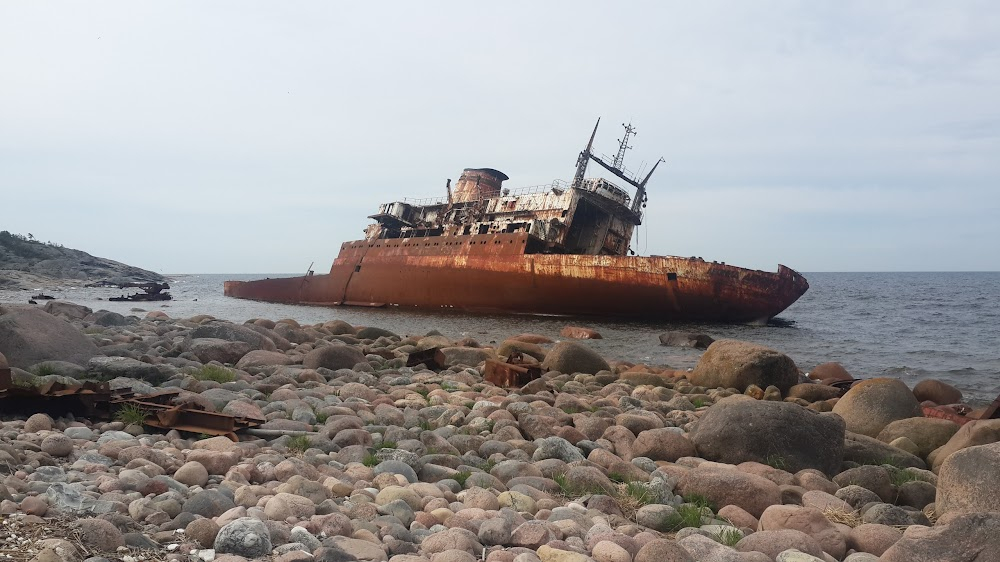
[484,352,543,389]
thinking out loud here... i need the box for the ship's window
[667,272,678,281]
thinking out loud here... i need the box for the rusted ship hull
[225,233,808,323]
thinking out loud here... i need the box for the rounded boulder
[831,378,923,438]
[690,399,845,475]
[689,340,799,394]
[541,341,610,375]
[936,441,1000,517]
[302,344,367,371]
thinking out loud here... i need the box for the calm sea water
[3,272,998,404]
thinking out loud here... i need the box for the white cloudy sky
[2,1,998,274]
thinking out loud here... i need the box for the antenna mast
[613,123,636,170]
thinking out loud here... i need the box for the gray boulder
[936,441,1000,517]
[0,308,99,369]
[191,321,278,351]
[84,310,132,326]
[215,517,272,558]
[303,344,367,371]
[688,339,799,394]
[690,399,845,475]
[182,337,252,364]
[541,341,610,375]
[42,300,92,320]
[843,432,926,469]
[658,331,715,350]
[86,356,171,385]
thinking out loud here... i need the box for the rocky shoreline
[1,301,998,562]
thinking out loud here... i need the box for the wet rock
[912,379,962,405]
[689,340,799,394]
[560,326,602,339]
[832,378,923,438]
[658,331,714,350]
[690,399,845,475]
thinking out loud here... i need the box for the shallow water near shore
[3,271,998,403]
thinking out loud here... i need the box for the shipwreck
[225,120,808,323]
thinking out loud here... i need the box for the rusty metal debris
[484,352,543,389]
[922,393,1000,426]
[111,389,263,441]
[0,366,262,440]
[0,368,113,419]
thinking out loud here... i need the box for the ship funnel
[452,168,509,203]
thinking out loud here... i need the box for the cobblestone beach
[1,301,998,562]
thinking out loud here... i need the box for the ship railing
[402,196,450,206]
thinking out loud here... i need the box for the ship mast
[573,119,664,223]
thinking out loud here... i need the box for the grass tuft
[765,454,787,470]
[712,526,743,547]
[363,453,379,467]
[192,364,236,383]
[453,471,472,488]
[30,363,58,377]
[114,403,148,426]
[286,435,312,453]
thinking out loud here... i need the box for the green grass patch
[713,526,743,547]
[315,412,329,424]
[765,454,787,470]
[662,503,708,532]
[192,365,236,383]
[286,435,312,453]
[453,471,472,488]
[888,466,920,487]
[115,403,148,426]
[691,397,708,408]
[30,363,58,377]
[374,440,397,450]
[363,453,379,467]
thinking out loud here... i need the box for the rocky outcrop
[0,231,164,289]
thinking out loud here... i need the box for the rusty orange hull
[224,233,808,323]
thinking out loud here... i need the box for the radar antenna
[612,123,636,170]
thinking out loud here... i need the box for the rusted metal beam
[484,353,543,389]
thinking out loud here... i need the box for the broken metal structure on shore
[0,364,262,441]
